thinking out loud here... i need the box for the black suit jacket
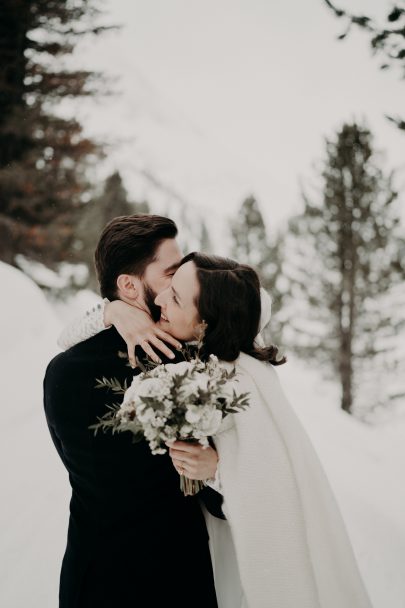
[44,328,217,608]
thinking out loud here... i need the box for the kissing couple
[44,214,372,607]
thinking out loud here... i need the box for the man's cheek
[159,277,172,291]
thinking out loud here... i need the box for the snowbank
[0,263,70,608]
[278,361,405,608]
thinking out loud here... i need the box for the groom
[44,215,218,608]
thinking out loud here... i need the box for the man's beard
[143,284,161,322]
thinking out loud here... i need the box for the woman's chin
[157,318,168,328]
[157,317,173,332]
[157,318,186,342]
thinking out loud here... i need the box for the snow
[0,262,70,608]
[1,261,404,607]
[278,362,405,608]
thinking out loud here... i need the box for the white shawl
[211,353,372,608]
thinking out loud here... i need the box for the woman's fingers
[109,302,181,359]
[169,441,202,454]
[127,335,170,365]
[148,335,176,360]
[170,444,218,480]
[127,343,137,369]
[137,327,181,362]
[117,318,182,366]
[172,458,191,475]
[154,327,182,350]
[170,450,194,465]
[140,340,162,364]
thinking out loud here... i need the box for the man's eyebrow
[164,262,181,274]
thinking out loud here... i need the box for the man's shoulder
[44,348,84,387]
[45,328,131,390]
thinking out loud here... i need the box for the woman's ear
[116,274,142,303]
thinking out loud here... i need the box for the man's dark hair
[94,214,178,300]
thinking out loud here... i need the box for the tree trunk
[340,329,353,412]
[0,1,30,167]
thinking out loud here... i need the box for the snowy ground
[1,261,404,608]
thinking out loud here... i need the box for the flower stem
[179,475,205,496]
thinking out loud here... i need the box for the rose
[185,404,223,436]
[122,374,142,405]
[164,360,194,376]
[136,376,169,400]
[178,370,212,401]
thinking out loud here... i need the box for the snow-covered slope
[0,263,70,608]
[1,262,404,607]
[278,361,405,608]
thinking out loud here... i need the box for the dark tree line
[0,0,110,266]
[76,172,150,290]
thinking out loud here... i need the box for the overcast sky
[74,0,405,236]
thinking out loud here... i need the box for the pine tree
[324,0,405,130]
[283,123,405,413]
[75,171,149,290]
[0,0,110,267]
[231,195,284,341]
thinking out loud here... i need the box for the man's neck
[117,293,149,315]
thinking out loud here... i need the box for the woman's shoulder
[237,352,277,374]
[234,353,282,396]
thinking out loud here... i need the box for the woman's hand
[168,441,219,480]
[104,300,182,367]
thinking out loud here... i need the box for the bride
[59,252,372,608]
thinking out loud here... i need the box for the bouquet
[91,351,250,495]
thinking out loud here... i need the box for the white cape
[205,353,372,608]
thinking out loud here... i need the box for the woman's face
[154,261,201,341]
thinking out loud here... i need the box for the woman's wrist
[102,298,113,328]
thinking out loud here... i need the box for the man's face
[142,238,182,320]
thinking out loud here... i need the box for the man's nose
[154,288,166,306]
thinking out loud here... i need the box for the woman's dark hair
[95,214,177,300]
[180,252,286,366]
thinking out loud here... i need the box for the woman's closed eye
[171,287,181,306]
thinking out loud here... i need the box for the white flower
[185,404,203,424]
[117,403,135,416]
[179,423,193,436]
[196,372,212,392]
[136,377,166,399]
[186,404,223,436]
[136,405,156,424]
[123,375,142,404]
[217,378,241,403]
[178,379,198,401]
[164,360,194,376]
